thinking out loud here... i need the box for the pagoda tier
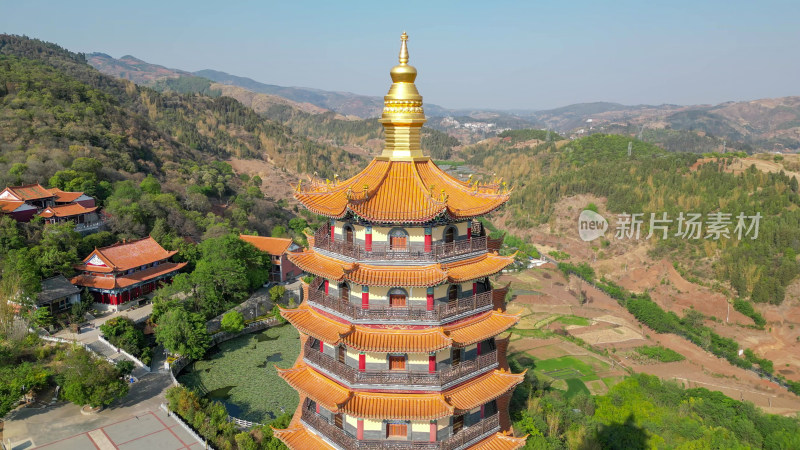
[295,158,510,224]
[274,422,526,450]
[289,250,514,287]
[278,364,524,420]
[280,305,519,354]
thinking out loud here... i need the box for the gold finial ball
[391,31,416,83]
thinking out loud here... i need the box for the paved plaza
[31,409,201,450]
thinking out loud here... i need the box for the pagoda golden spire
[379,32,427,161]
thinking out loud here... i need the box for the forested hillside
[0,34,353,320]
[464,134,800,305]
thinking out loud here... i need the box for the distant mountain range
[87,53,800,151]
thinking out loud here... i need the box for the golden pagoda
[274,33,527,450]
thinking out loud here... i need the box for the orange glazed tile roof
[442,252,516,283]
[46,188,86,203]
[472,431,528,450]
[0,183,54,201]
[280,304,353,343]
[272,424,335,450]
[342,392,453,420]
[0,200,29,213]
[343,325,452,353]
[76,236,178,272]
[446,310,520,346]
[445,369,525,411]
[38,203,97,218]
[294,158,510,223]
[288,249,513,287]
[71,262,186,290]
[239,235,295,256]
[277,364,351,410]
[280,365,521,420]
[280,304,519,352]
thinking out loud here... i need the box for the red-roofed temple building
[273,34,526,450]
[71,237,186,310]
[239,235,302,282]
[0,183,98,227]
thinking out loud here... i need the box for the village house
[35,275,81,314]
[71,236,186,311]
[239,234,302,282]
[0,183,99,230]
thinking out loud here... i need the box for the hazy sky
[2,0,799,110]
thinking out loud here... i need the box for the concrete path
[2,370,194,450]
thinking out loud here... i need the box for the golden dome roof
[380,32,426,160]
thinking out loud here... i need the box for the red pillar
[359,353,366,372]
[472,282,477,295]
[330,221,335,241]
[365,226,372,251]
[426,287,434,311]
[428,354,435,374]
[357,419,364,440]
[424,226,432,252]
[467,220,472,240]
[480,404,485,419]
[324,280,329,295]
[316,403,321,414]
[361,286,369,309]
[319,340,325,353]
[477,342,482,356]
[429,421,436,442]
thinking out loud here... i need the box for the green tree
[271,225,287,238]
[32,222,81,277]
[139,175,162,195]
[155,307,210,359]
[0,215,23,257]
[269,285,286,304]
[9,163,28,185]
[0,248,41,308]
[0,362,50,417]
[58,346,128,407]
[100,317,145,356]
[31,308,53,328]
[220,310,245,333]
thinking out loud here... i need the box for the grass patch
[556,315,591,326]
[564,378,590,399]
[178,324,300,423]
[602,376,624,389]
[634,345,685,362]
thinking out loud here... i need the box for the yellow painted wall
[364,352,385,364]
[345,415,359,428]
[408,353,429,365]
[411,421,430,432]
[436,348,450,363]
[369,285,426,301]
[437,417,449,430]
[364,418,382,431]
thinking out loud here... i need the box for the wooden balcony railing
[314,226,496,262]
[307,283,494,323]
[301,399,500,450]
[304,339,497,388]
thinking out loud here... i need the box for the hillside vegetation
[464,134,800,305]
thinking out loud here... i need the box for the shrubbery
[733,298,767,328]
[166,386,289,450]
[634,345,685,362]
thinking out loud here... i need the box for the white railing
[160,403,214,449]
[97,334,151,372]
